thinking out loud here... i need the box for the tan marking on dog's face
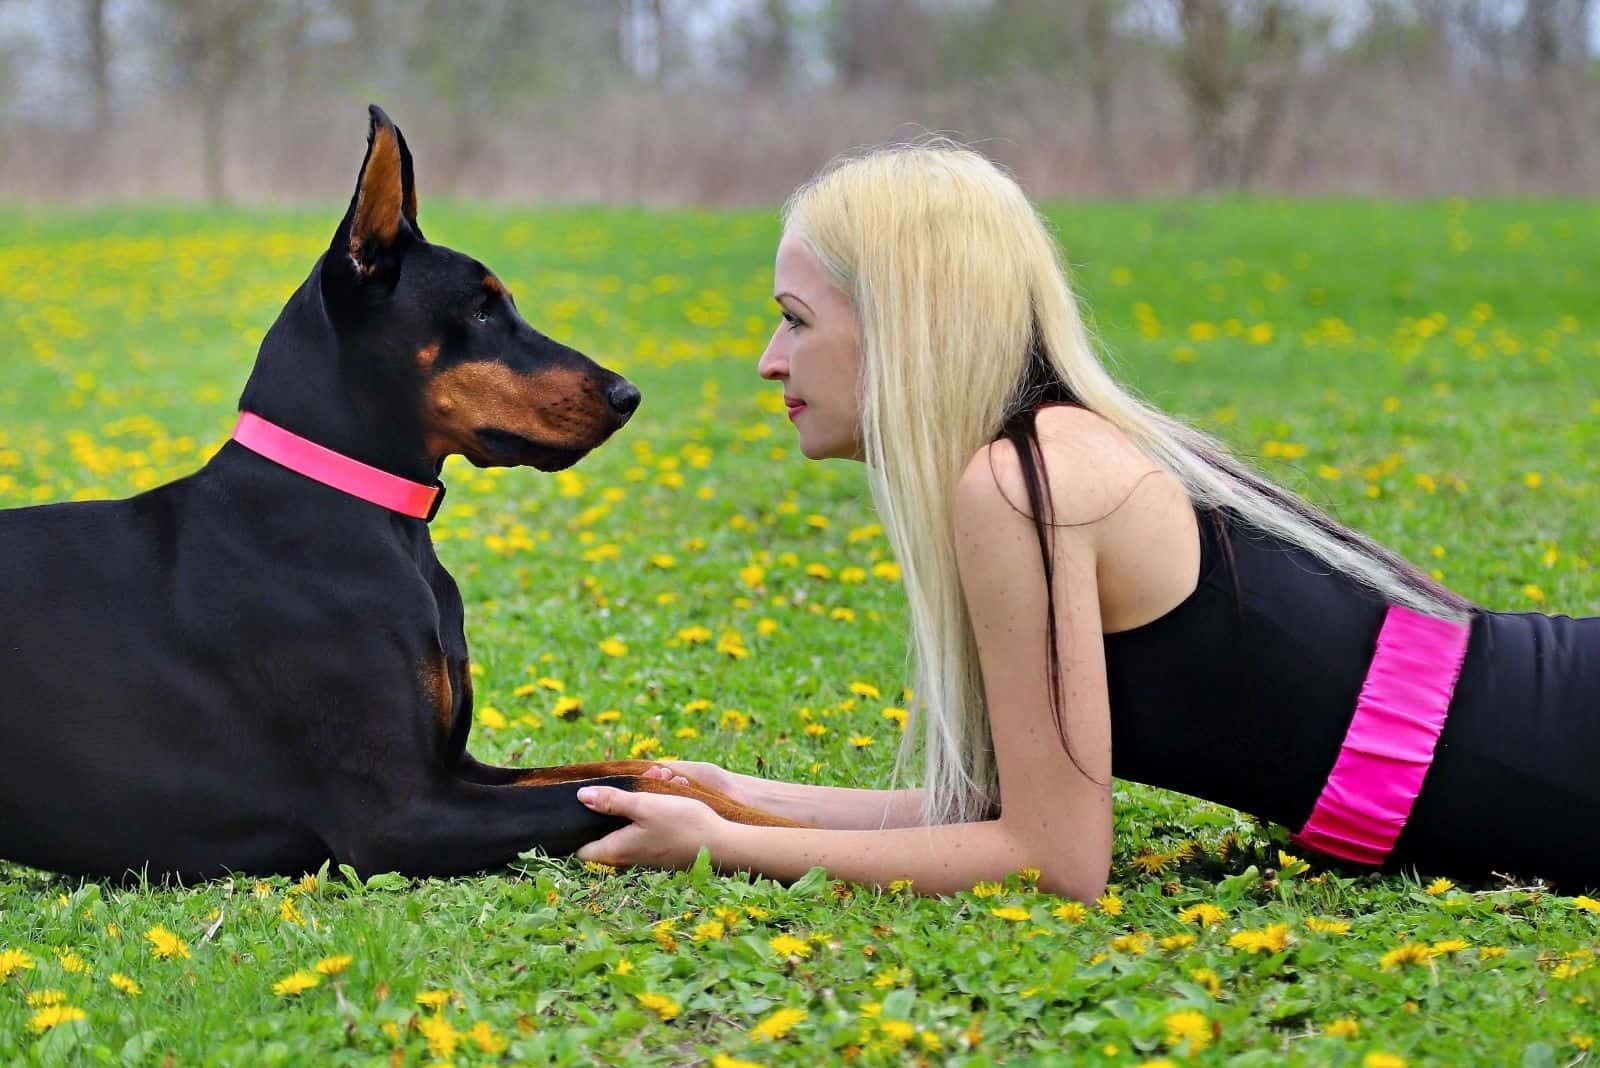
[482,275,511,303]
[421,363,613,465]
[420,649,453,735]
[417,341,440,370]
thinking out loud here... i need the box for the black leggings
[1391,609,1600,890]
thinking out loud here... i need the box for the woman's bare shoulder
[958,406,1166,530]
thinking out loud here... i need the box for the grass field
[0,199,1597,1065]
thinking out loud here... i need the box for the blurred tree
[827,0,936,89]
[934,0,1130,193]
[1171,0,1323,190]
[154,0,272,203]
[80,0,112,133]
[730,0,797,89]
[404,0,616,187]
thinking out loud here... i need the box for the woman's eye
[782,310,802,329]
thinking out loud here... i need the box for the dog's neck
[236,263,440,486]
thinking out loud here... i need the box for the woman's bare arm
[582,436,1117,900]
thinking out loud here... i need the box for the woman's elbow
[1037,869,1106,904]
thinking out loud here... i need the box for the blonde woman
[574,144,1600,898]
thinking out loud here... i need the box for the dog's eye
[473,307,490,323]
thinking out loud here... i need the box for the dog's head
[319,105,639,471]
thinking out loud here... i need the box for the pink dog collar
[230,411,444,521]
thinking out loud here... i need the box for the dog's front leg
[454,756,802,828]
[336,775,638,878]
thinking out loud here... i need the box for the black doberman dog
[0,106,793,882]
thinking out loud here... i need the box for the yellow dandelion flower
[750,1006,807,1041]
[598,637,627,657]
[888,879,914,895]
[28,1005,86,1033]
[1306,916,1351,934]
[1190,967,1221,997]
[1097,893,1124,916]
[847,733,873,748]
[636,991,682,1021]
[1425,877,1455,896]
[469,1020,508,1053]
[1380,942,1435,970]
[990,906,1031,922]
[0,948,36,979]
[971,881,1004,898]
[1571,896,1600,914]
[1053,902,1087,923]
[272,970,321,996]
[108,973,141,996]
[313,954,353,976]
[1479,946,1508,960]
[26,989,65,1006]
[712,1055,764,1068]
[418,1013,460,1057]
[1160,933,1197,951]
[1363,1053,1407,1068]
[1164,1008,1212,1052]
[1111,932,1152,955]
[56,949,89,974]
[1432,938,1469,955]
[1178,903,1227,928]
[871,561,901,581]
[1325,1017,1360,1038]
[1228,923,1291,954]
[279,898,306,927]
[415,989,455,1009]
[693,920,726,942]
[144,925,190,960]
[878,1018,915,1043]
[1131,850,1174,875]
[849,681,881,699]
[768,934,812,958]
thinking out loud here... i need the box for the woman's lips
[785,399,806,421]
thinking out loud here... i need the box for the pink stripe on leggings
[1291,604,1471,866]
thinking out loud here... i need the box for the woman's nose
[758,336,787,380]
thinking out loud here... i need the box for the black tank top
[1102,502,1600,881]
[1102,504,1390,831]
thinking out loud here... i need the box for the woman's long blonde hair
[783,142,1475,827]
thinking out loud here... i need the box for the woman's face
[758,231,865,461]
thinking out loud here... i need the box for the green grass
[0,198,1596,1064]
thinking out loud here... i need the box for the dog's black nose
[607,380,642,418]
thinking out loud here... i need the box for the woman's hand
[640,760,750,806]
[573,784,731,870]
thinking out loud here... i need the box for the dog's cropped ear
[324,105,419,303]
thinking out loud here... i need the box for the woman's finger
[576,785,635,818]
[575,826,635,864]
